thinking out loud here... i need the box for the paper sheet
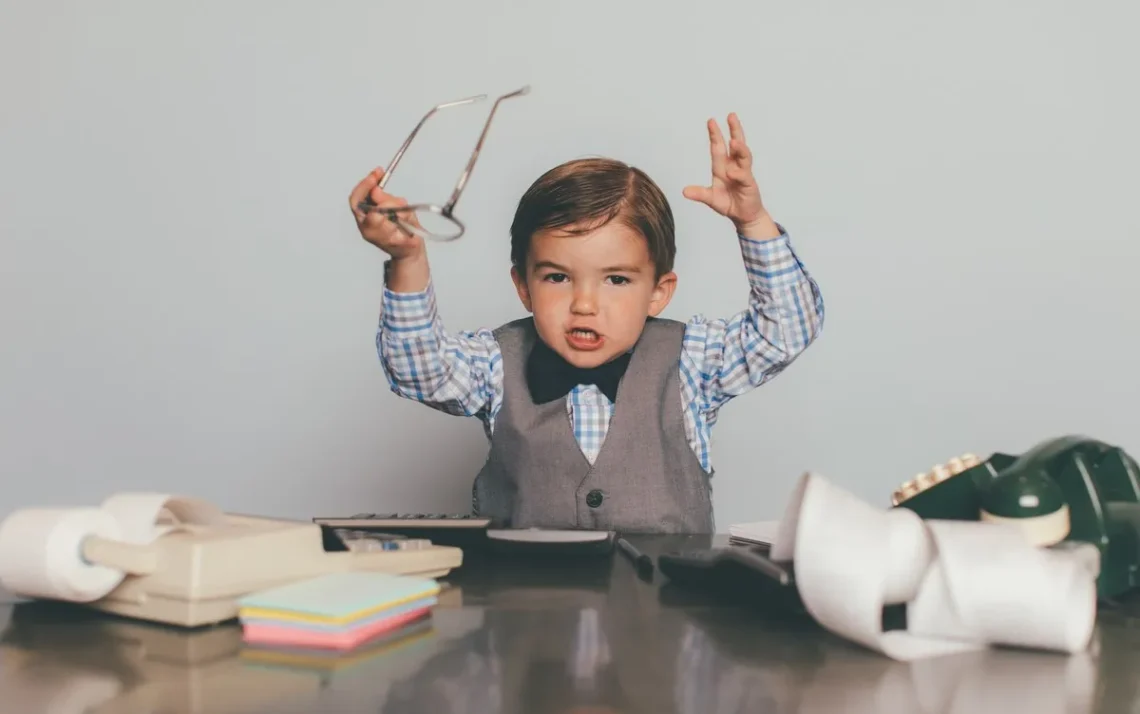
[727,520,780,545]
[100,493,225,543]
[769,472,1099,660]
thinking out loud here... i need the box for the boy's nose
[570,288,597,315]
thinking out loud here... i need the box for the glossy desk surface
[2,534,1139,714]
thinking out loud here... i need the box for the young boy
[348,114,824,534]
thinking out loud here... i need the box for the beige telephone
[0,494,463,628]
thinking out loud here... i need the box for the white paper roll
[0,492,227,606]
[770,472,1100,660]
[0,508,126,602]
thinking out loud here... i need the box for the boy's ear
[510,265,533,312]
[647,271,677,317]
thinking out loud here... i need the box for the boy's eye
[543,273,568,283]
[607,275,631,285]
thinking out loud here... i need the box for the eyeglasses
[356,85,530,242]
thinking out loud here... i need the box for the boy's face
[510,220,677,368]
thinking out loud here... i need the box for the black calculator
[313,513,493,551]
[315,513,493,527]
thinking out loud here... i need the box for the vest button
[586,490,604,508]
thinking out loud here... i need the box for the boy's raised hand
[683,114,778,239]
[349,167,425,260]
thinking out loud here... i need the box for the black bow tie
[526,339,632,404]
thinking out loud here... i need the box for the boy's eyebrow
[532,260,570,272]
[531,260,643,273]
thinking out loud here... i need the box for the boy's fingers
[682,185,713,206]
[707,119,727,179]
[726,162,754,187]
[348,170,425,244]
[367,196,425,237]
[372,194,407,210]
[349,167,384,209]
[727,112,746,144]
[729,139,753,169]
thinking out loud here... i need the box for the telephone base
[80,513,463,628]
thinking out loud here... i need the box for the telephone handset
[891,436,1140,600]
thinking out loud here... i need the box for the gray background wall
[1,0,1137,528]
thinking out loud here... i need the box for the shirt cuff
[380,275,439,337]
[738,226,810,290]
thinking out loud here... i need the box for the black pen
[617,536,654,580]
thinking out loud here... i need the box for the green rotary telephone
[891,436,1140,600]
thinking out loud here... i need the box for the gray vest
[472,317,714,534]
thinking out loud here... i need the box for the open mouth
[566,328,604,350]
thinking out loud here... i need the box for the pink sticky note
[242,606,431,650]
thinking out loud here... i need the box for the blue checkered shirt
[376,230,824,472]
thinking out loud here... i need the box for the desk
[1,534,1138,713]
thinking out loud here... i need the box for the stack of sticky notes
[240,616,436,674]
[236,572,440,650]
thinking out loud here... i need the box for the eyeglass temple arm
[443,86,531,210]
[377,94,487,191]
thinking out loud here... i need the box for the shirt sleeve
[375,275,501,420]
[680,227,825,417]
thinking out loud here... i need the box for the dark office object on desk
[313,513,493,553]
[484,529,616,558]
[455,547,614,594]
[657,544,808,617]
[313,515,617,563]
[616,537,654,579]
[892,436,1140,599]
[329,529,434,552]
[451,546,616,611]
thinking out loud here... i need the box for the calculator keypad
[349,513,476,520]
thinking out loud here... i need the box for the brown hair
[509,157,675,278]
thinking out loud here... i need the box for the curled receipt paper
[0,493,226,603]
[769,472,1100,660]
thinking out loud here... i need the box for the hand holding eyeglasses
[349,167,426,261]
